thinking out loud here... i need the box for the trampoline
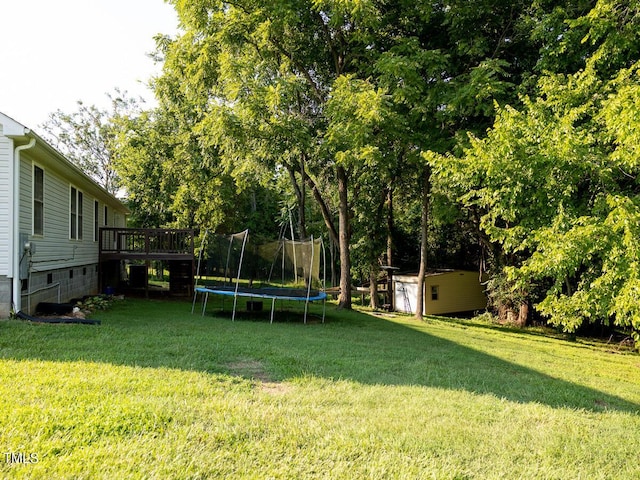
[192,230,327,323]
[194,286,327,323]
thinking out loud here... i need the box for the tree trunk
[284,159,339,247]
[415,167,431,319]
[298,153,307,239]
[369,266,380,309]
[499,302,529,327]
[286,159,307,239]
[282,159,349,306]
[337,165,352,309]
[330,238,338,288]
[386,185,394,267]
[517,302,529,327]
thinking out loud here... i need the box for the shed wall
[394,271,487,316]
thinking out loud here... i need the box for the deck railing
[99,228,194,257]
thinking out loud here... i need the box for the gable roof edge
[1,111,129,214]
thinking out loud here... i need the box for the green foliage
[112,110,178,227]
[524,195,640,338]
[435,0,640,336]
[440,95,599,253]
[573,0,640,77]
[325,75,386,168]
[105,0,640,327]
[485,271,530,319]
[40,89,141,195]
[74,295,114,315]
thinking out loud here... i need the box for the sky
[0,0,180,130]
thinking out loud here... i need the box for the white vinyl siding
[18,155,32,238]
[0,128,10,274]
[2,113,128,314]
[18,153,99,271]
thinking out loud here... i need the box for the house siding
[0,126,10,276]
[0,112,129,317]
[0,125,11,317]
[16,151,125,313]
[20,153,98,270]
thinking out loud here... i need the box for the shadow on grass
[1,297,638,414]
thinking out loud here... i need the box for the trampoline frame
[193,286,327,323]
[191,230,327,323]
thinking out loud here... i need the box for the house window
[431,285,439,301]
[33,165,44,235]
[78,191,83,239]
[104,205,108,226]
[70,187,83,239]
[94,200,99,242]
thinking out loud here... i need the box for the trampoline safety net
[192,230,327,323]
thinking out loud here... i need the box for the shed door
[394,280,418,314]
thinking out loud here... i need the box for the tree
[40,89,141,195]
[433,0,640,340]
[155,0,394,309]
[523,62,640,341]
[112,108,181,228]
[124,0,592,316]
[324,75,393,308]
[371,0,568,318]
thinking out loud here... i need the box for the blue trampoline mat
[195,286,327,302]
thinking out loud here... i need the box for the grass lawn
[1,297,639,479]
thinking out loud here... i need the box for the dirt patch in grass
[226,359,290,394]
[228,359,271,382]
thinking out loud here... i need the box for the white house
[0,112,129,316]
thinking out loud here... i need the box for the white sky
[0,0,180,130]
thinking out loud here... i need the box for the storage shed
[393,270,487,316]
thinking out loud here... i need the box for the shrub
[74,295,113,315]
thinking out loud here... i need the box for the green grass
[1,297,639,479]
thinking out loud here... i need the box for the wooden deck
[99,228,195,261]
[99,228,195,296]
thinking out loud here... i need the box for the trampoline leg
[191,290,199,314]
[201,292,209,317]
[232,295,238,321]
[270,298,276,323]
